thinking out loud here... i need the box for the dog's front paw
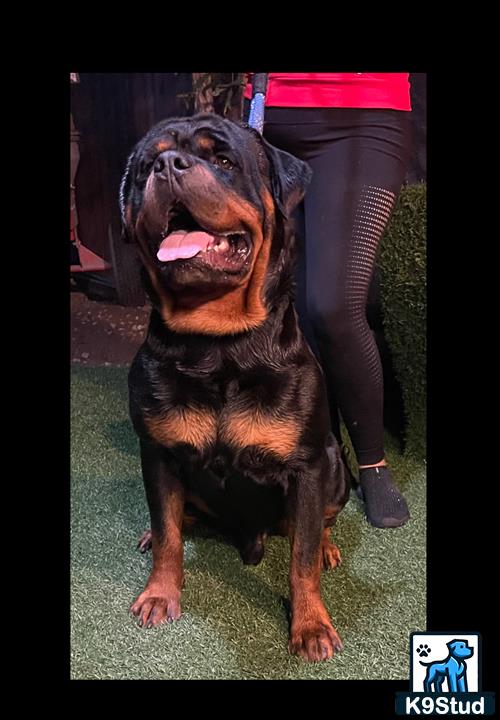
[130,587,181,628]
[289,620,343,661]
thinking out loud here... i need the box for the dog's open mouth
[156,203,252,273]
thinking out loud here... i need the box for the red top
[244,73,411,111]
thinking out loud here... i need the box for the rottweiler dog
[120,113,350,661]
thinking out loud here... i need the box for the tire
[108,223,145,306]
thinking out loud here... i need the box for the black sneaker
[358,466,410,528]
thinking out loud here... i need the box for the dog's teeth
[215,239,230,253]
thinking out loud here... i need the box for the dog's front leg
[130,440,185,628]
[287,463,343,661]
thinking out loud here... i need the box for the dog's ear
[259,136,312,219]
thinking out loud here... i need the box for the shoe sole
[367,513,410,529]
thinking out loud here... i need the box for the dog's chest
[144,366,301,462]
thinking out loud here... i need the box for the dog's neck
[144,293,301,368]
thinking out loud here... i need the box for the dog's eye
[214,155,234,170]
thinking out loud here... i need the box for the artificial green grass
[71,367,426,680]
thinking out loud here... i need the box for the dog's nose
[154,150,193,178]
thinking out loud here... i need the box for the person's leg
[305,112,411,527]
[264,114,343,443]
[265,109,412,527]
[293,200,342,444]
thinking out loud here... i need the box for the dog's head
[120,113,311,335]
[447,640,474,660]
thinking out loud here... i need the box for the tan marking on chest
[145,407,217,450]
[221,409,300,459]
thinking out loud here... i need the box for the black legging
[253,106,412,465]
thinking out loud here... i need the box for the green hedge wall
[378,183,427,461]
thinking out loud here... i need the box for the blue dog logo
[420,639,474,693]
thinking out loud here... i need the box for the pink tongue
[157,230,214,262]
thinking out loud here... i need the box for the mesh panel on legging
[306,183,398,466]
[346,186,396,396]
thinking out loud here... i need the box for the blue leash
[248,73,268,134]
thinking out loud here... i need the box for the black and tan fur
[120,113,350,661]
